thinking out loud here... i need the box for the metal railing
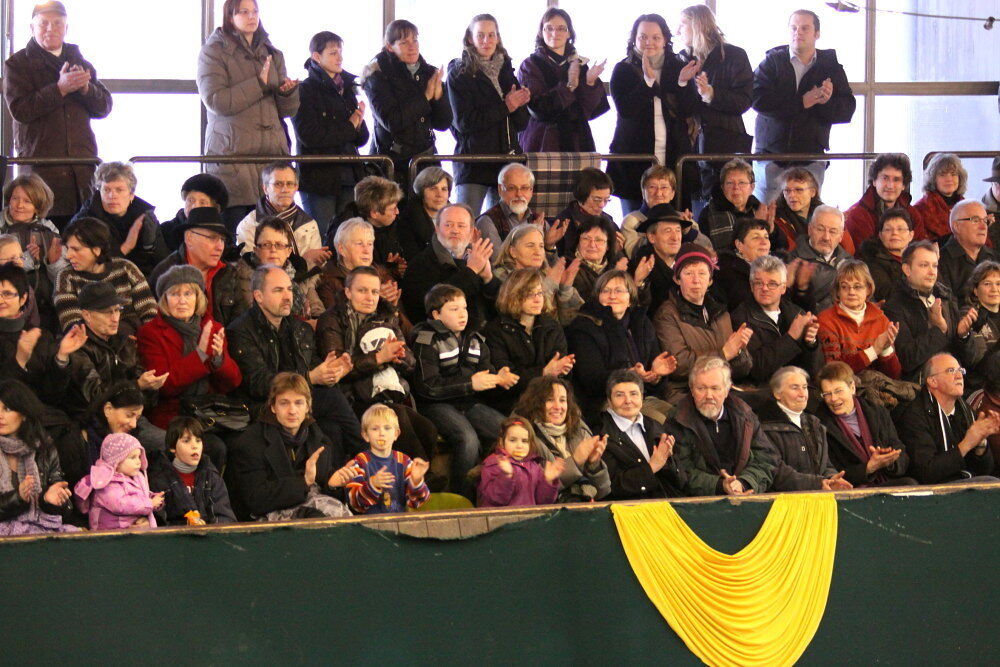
[922,150,998,169]
[674,152,884,206]
[409,152,656,186]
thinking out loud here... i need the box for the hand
[585,59,606,86]
[57,323,88,361]
[504,84,531,113]
[350,100,366,129]
[632,254,655,285]
[471,370,499,392]
[755,202,776,231]
[561,258,581,287]
[495,366,520,390]
[424,68,443,100]
[375,334,407,365]
[309,351,349,385]
[132,517,150,528]
[928,299,947,334]
[543,218,569,248]
[542,351,575,377]
[678,57,701,84]
[259,55,272,86]
[642,52,656,81]
[649,433,675,473]
[497,455,514,477]
[26,240,41,262]
[303,446,325,486]
[46,237,63,265]
[722,323,753,360]
[865,446,901,474]
[566,58,581,90]
[327,464,355,488]
[614,256,629,272]
[197,321,213,356]
[137,369,169,391]
[409,458,430,487]
[151,492,165,510]
[120,215,145,256]
[787,311,814,341]
[649,351,677,378]
[957,307,979,338]
[369,465,396,491]
[615,231,626,253]
[210,328,225,358]
[588,434,608,466]
[15,328,42,369]
[632,362,659,384]
[42,481,72,506]
[57,61,90,95]
[545,256,567,284]
[18,474,37,502]
[821,470,853,491]
[380,279,401,305]
[544,458,566,484]
[386,252,408,276]
[302,246,333,267]
[465,238,494,280]
[572,435,598,468]
[279,77,299,94]
[694,72,713,102]
[720,468,753,495]
[966,411,1000,445]
[872,321,900,355]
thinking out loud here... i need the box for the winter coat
[937,236,999,309]
[670,393,777,495]
[482,312,568,414]
[912,189,959,242]
[628,245,676,317]
[751,46,856,157]
[516,48,609,152]
[0,441,72,523]
[148,247,248,327]
[895,388,995,484]
[882,282,958,382]
[960,308,1000,392]
[786,235,852,313]
[758,399,837,491]
[362,50,452,177]
[857,238,905,303]
[711,249,754,310]
[814,397,912,487]
[607,55,692,201]
[677,43,754,156]
[396,196,436,261]
[0,321,71,405]
[967,388,1000,471]
[148,455,236,525]
[315,261,405,319]
[817,302,902,378]
[409,319,492,407]
[492,262,583,326]
[198,27,299,207]
[446,54,528,187]
[315,298,414,406]
[532,420,611,502]
[400,235,500,326]
[69,192,167,276]
[54,256,158,334]
[74,464,156,530]
[234,200,323,260]
[234,251,323,319]
[136,313,242,429]
[845,186,923,249]
[730,297,823,385]
[697,191,788,253]
[292,60,370,195]
[477,452,560,508]
[66,329,148,420]
[4,38,112,217]
[599,410,685,500]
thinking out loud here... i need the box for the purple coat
[477,452,559,508]
[516,49,609,152]
[74,462,157,530]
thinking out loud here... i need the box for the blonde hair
[158,282,208,317]
[495,268,554,319]
[360,403,400,432]
[833,259,875,304]
[680,4,725,61]
[3,173,54,219]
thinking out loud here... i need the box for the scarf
[172,458,198,474]
[535,422,570,458]
[405,62,420,77]
[261,195,308,235]
[833,399,885,484]
[0,312,26,334]
[280,425,311,466]
[543,45,570,65]
[577,251,607,276]
[163,314,201,355]
[0,436,42,518]
[474,50,504,97]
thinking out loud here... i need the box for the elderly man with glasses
[936,199,998,308]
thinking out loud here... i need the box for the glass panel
[874,96,998,197]
[716,0,864,81]
[11,0,201,79]
[559,0,693,68]
[91,94,202,222]
[875,0,998,81]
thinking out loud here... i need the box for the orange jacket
[817,302,902,378]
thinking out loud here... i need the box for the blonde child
[74,433,164,530]
[477,416,565,507]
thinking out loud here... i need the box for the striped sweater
[345,450,429,514]
[54,257,158,332]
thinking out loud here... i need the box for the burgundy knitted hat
[673,243,718,275]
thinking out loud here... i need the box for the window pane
[876,0,998,81]
[92,94,202,221]
[874,96,999,194]
[717,0,864,81]
[559,0,692,67]
[12,0,201,79]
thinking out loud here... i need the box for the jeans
[455,183,500,216]
[619,197,644,217]
[753,160,827,204]
[422,401,505,496]
[312,385,363,467]
[300,188,354,240]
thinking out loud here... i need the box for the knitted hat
[155,264,205,298]
[100,433,147,472]
[673,243,718,275]
[181,173,229,210]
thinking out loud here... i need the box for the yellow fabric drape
[612,494,837,667]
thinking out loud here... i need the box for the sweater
[816,302,902,378]
[344,450,429,514]
[54,257,157,333]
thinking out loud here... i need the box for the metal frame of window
[0,0,996,165]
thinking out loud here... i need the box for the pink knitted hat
[100,433,148,472]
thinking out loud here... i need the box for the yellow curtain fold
[612,494,837,667]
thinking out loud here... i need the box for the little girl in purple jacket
[74,433,164,530]
[478,417,565,508]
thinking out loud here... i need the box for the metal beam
[102,79,199,94]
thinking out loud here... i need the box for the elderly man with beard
[402,203,500,325]
[476,163,565,261]
[669,355,777,496]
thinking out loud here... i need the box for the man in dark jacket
[937,200,998,308]
[148,207,248,327]
[599,370,685,499]
[751,10,856,203]
[786,205,850,312]
[895,353,999,484]
[628,207,685,316]
[401,203,500,325]
[669,355,777,495]
[3,1,112,225]
[228,266,361,464]
[760,366,851,491]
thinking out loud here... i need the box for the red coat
[137,313,242,429]
[845,186,923,249]
[817,302,902,378]
[911,190,954,242]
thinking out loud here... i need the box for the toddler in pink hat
[74,433,164,530]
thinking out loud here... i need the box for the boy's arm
[404,459,430,509]
[344,459,380,514]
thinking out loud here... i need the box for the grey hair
[261,160,298,184]
[769,365,809,394]
[749,254,787,284]
[333,217,375,250]
[949,199,988,233]
[0,234,21,251]
[93,161,137,192]
[496,223,544,269]
[923,153,967,197]
[434,202,475,226]
[412,166,453,196]
[251,263,285,293]
[809,204,844,227]
[498,162,535,188]
[689,355,732,390]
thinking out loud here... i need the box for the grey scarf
[164,314,201,355]
[0,436,42,518]
[474,50,505,97]
[535,421,570,458]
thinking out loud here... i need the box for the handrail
[674,151,883,206]
[922,150,998,169]
[4,156,101,167]
[409,152,656,186]
[129,154,395,180]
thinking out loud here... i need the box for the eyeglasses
[724,181,753,189]
[782,187,811,195]
[502,184,533,194]
[955,216,991,226]
[600,288,630,296]
[525,289,545,299]
[543,25,569,34]
[189,230,226,245]
[751,280,782,291]
[929,366,966,377]
[0,290,20,300]
[820,386,850,399]
[257,242,292,251]
[268,180,298,190]
[236,8,259,17]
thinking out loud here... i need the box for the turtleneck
[172,458,198,474]
[778,402,803,429]
[837,302,867,326]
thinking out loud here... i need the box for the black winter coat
[446,55,528,187]
[0,440,73,522]
[66,330,148,420]
[730,297,823,385]
[482,312,568,413]
[882,282,958,383]
[362,51,452,177]
[70,192,168,276]
[678,44,753,155]
[292,60,370,195]
[400,235,500,326]
[607,55,693,201]
[148,455,236,525]
[814,397,911,487]
[857,238,905,304]
[752,46,856,156]
[599,410,685,499]
[628,245,676,317]
[395,197,435,261]
[937,237,999,309]
[759,398,836,491]
[0,324,70,405]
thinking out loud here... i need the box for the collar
[777,401,804,428]
[430,234,462,266]
[608,409,644,433]
[789,49,817,66]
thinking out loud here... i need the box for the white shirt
[763,308,781,324]
[644,72,667,165]
[609,409,650,460]
[790,50,817,89]
[778,402,803,429]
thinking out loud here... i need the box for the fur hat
[181,173,229,210]
[155,264,205,298]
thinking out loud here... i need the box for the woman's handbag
[180,395,251,433]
